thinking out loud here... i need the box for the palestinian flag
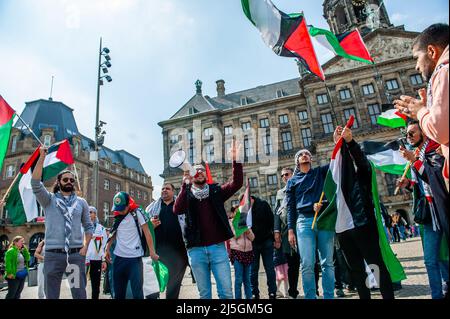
[317,121,406,282]
[5,140,74,225]
[232,180,252,238]
[309,26,374,64]
[377,109,407,128]
[362,140,408,175]
[146,214,169,293]
[241,0,325,80]
[0,95,16,172]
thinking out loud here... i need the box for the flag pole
[1,171,21,203]
[393,148,420,195]
[73,162,83,195]
[311,191,325,230]
[16,113,44,147]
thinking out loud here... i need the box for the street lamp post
[92,37,112,222]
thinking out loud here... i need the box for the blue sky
[0,0,448,196]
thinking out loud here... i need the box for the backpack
[130,209,148,257]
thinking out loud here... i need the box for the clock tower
[323,0,393,36]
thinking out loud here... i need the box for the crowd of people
[1,23,448,300]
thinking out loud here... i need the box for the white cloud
[391,13,408,23]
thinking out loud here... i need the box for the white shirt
[86,223,108,261]
[113,211,147,258]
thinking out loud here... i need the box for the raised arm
[31,147,52,208]
[173,182,189,215]
[221,161,244,201]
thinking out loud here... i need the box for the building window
[267,174,278,186]
[43,135,52,147]
[11,136,18,153]
[205,144,214,162]
[386,79,399,91]
[343,108,359,128]
[73,141,79,157]
[224,126,233,136]
[104,179,110,190]
[137,190,141,199]
[385,174,401,196]
[262,134,273,155]
[6,165,15,178]
[224,141,232,160]
[279,114,289,125]
[249,177,258,188]
[144,192,148,201]
[242,122,251,131]
[240,97,248,106]
[410,74,424,86]
[188,129,194,164]
[339,88,352,100]
[130,189,135,197]
[104,160,110,170]
[143,176,147,184]
[301,128,312,147]
[115,166,122,175]
[103,202,110,221]
[362,84,375,96]
[244,138,254,158]
[130,171,134,179]
[316,93,329,105]
[188,107,198,115]
[203,128,213,138]
[259,118,269,128]
[368,103,382,125]
[321,113,334,134]
[298,110,308,121]
[115,183,121,192]
[270,195,277,209]
[170,135,179,144]
[276,89,284,98]
[281,132,293,151]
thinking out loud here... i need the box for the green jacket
[5,246,30,279]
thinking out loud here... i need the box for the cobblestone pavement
[0,237,433,299]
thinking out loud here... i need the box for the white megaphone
[169,150,195,176]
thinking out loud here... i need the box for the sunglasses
[281,173,290,177]
[62,177,75,183]
[298,152,311,157]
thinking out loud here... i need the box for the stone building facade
[159,1,426,222]
[0,98,153,247]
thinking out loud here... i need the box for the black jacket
[182,184,234,249]
[251,196,274,245]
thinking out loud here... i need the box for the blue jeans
[113,256,144,299]
[296,215,335,299]
[250,238,277,297]
[423,224,448,299]
[187,242,233,299]
[234,260,252,299]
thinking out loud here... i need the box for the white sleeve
[137,210,147,226]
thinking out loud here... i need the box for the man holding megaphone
[173,140,243,299]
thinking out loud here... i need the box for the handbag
[15,268,28,279]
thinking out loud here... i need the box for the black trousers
[158,248,188,299]
[285,251,300,298]
[5,277,26,299]
[337,223,394,299]
[88,260,102,300]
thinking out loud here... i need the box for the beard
[61,184,74,192]
[193,179,206,186]
[412,136,424,148]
